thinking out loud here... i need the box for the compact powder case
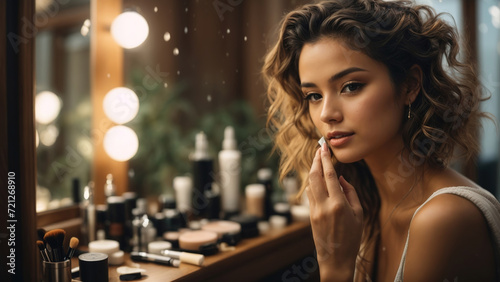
[201,220,242,246]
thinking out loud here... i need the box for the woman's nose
[320,97,343,123]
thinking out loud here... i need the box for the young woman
[264,0,500,281]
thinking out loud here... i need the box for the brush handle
[44,248,52,262]
[65,248,76,260]
[44,249,52,262]
[39,250,48,262]
[52,247,64,262]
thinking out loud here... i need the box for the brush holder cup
[42,259,71,282]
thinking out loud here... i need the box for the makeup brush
[37,228,52,261]
[44,229,66,262]
[65,237,79,260]
[37,228,46,241]
[36,240,49,262]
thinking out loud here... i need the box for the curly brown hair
[264,0,488,278]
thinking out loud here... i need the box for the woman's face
[298,37,406,164]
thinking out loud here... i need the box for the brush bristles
[44,229,66,261]
[43,229,66,247]
[66,237,80,260]
[69,237,79,249]
[37,228,46,241]
[36,240,45,250]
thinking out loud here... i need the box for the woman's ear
[405,64,422,104]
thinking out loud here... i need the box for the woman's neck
[364,145,433,209]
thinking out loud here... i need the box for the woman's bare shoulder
[402,190,496,281]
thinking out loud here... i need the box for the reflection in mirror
[35,0,91,211]
[35,0,499,214]
[122,0,316,201]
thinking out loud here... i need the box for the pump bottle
[218,126,241,216]
[191,132,215,218]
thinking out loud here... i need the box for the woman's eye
[341,82,364,94]
[304,93,322,102]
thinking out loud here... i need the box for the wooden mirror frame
[0,1,37,281]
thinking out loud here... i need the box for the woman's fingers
[339,175,363,215]
[319,142,343,199]
[308,148,329,201]
[305,186,315,207]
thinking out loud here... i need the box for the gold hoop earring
[407,102,412,119]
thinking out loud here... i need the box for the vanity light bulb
[36,130,39,148]
[103,125,139,162]
[103,87,139,124]
[111,11,149,49]
[35,91,61,124]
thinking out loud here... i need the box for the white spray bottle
[218,126,241,215]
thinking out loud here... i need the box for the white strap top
[394,186,500,282]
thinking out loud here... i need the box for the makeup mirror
[35,0,499,213]
[35,0,92,211]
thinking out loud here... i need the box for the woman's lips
[328,133,354,147]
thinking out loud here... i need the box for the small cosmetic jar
[291,205,310,222]
[88,240,123,265]
[178,230,219,255]
[163,231,181,249]
[148,241,172,255]
[201,220,242,246]
[273,202,292,224]
[229,214,259,238]
[79,253,109,282]
[269,215,288,229]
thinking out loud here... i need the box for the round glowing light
[111,11,149,49]
[103,87,139,124]
[164,32,171,42]
[103,125,139,162]
[39,124,59,147]
[35,91,61,124]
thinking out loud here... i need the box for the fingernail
[322,142,328,152]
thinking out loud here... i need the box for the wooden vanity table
[71,221,316,281]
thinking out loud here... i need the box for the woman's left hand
[306,142,364,281]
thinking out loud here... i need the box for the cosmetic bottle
[245,184,266,219]
[282,175,299,205]
[81,181,96,244]
[174,176,192,221]
[159,193,185,231]
[96,205,108,240]
[131,208,156,252]
[257,168,274,220]
[218,126,241,217]
[72,178,81,205]
[159,194,176,211]
[104,174,117,198]
[204,184,221,219]
[123,192,138,251]
[107,196,126,250]
[191,132,215,218]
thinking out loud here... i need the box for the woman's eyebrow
[300,67,368,88]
